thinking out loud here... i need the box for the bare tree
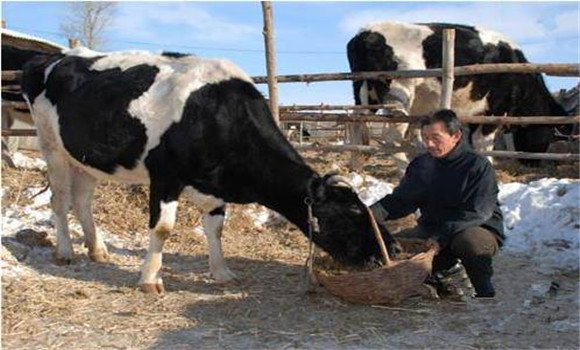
[60,2,117,49]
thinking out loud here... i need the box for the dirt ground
[2,150,579,349]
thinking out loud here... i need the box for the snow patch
[346,172,394,206]
[11,152,47,171]
[499,178,580,269]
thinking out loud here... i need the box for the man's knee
[449,226,499,259]
[395,226,430,240]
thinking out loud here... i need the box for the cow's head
[347,31,402,114]
[308,173,395,266]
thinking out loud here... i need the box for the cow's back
[22,49,256,183]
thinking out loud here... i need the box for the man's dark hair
[420,109,462,135]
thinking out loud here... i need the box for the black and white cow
[21,48,393,293]
[347,22,567,158]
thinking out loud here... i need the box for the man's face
[421,122,462,158]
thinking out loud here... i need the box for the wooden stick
[2,129,37,137]
[261,1,279,125]
[2,101,29,109]
[252,63,580,84]
[279,104,398,111]
[365,206,392,267]
[1,71,22,81]
[440,29,455,109]
[1,85,22,91]
[281,112,580,125]
[293,144,580,161]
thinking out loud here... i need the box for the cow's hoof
[212,268,240,285]
[89,251,110,264]
[140,283,165,294]
[55,253,74,265]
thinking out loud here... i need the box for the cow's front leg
[203,206,238,284]
[471,125,498,164]
[139,180,182,294]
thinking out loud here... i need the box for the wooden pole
[279,103,399,111]
[252,63,580,84]
[2,20,6,28]
[440,29,455,109]
[261,1,279,125]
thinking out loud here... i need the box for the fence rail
[293,144,580,161]
[252,63,580,84]
[2,59,579,161]
[280,113,580,125]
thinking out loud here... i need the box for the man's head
[420,109,463,158]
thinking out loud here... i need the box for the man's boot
[462,256,496,298]
[427,260,474,301]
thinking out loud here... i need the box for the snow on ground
[3,168,579,273]
[1,187,148,276]
[499,178,580,270]
[11,152,47,171]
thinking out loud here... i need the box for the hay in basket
[316,207,436,305]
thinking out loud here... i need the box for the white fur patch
[476,26,519,49]
[155,201,178,232]
[359,80,370,105]
[451,82,489,116]
[44,59,63,83]
[472,126,497,152]
[362,22,433,72]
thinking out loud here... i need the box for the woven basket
[316,207,436,305]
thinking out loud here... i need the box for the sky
[2,1,579,105]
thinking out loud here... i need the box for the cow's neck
[248,158,314,233]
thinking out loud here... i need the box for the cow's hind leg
[45,151,75,264]
[203,205,238,284]
[71,167,109,263]
[139,180,183,294]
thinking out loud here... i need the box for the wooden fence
[2,29,579,161]
[250,28,579,162]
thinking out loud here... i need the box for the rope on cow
[303,197,319,293]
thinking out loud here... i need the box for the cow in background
[347,22,568,167]
[21,48,395,294]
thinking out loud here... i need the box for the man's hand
[425,238,441,253]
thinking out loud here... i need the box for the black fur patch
[209,206,225,216]
[22,55,155,173]
[347,31,398,111]
[161,51,193,58]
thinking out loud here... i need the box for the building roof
[2,28,66,53]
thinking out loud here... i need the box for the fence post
[261,1,280,125]
[68,38,80,48]
[440,29,455,109]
